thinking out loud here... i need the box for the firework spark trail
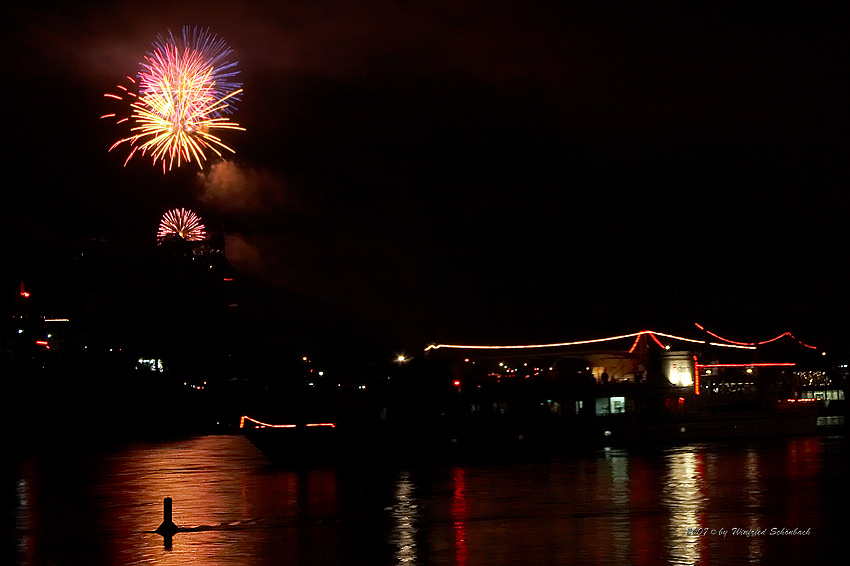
[101,75,138,124]
[102,27,244,172]
[157,208,206,242]
[148,26,242,115]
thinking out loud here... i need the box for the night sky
[5,1,850,362]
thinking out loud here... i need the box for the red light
[35,340,48,346]
[453,380,461,387]
[239,415,297,428]
[695,323,818,350]
[239,415,338,429]
[698,363,795,368]
[21,292,31,298]
[693,355,700,396]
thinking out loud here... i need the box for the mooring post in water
[156,497,179,536]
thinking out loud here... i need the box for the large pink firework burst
[102,28,244,172]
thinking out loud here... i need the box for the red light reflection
[451,468,468,566]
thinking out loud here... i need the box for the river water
[7,434,848,565]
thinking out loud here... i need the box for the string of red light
[425,329,756,352]
[238,416,336,429]
[694,323,817,350]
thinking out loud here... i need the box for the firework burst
[102,27,245,172]
[157,208,206,242]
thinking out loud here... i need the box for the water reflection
[745,449,764,563]
[104,437,261,566]
[15,477,31,564]
[9,435,846,565]
[391,470,418,565]
[13,436,348,566]
[602,448,631,563]
[451,468,468,566]
[663,449,705,565]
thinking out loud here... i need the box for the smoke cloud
[223,233,263,276]
[197,160,290,214]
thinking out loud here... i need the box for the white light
[318,371,324,376]
[17,329,23,334]
[666,358,693,387]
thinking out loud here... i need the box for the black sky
[4,1,850,360]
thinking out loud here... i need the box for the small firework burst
[157,208,206,242]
